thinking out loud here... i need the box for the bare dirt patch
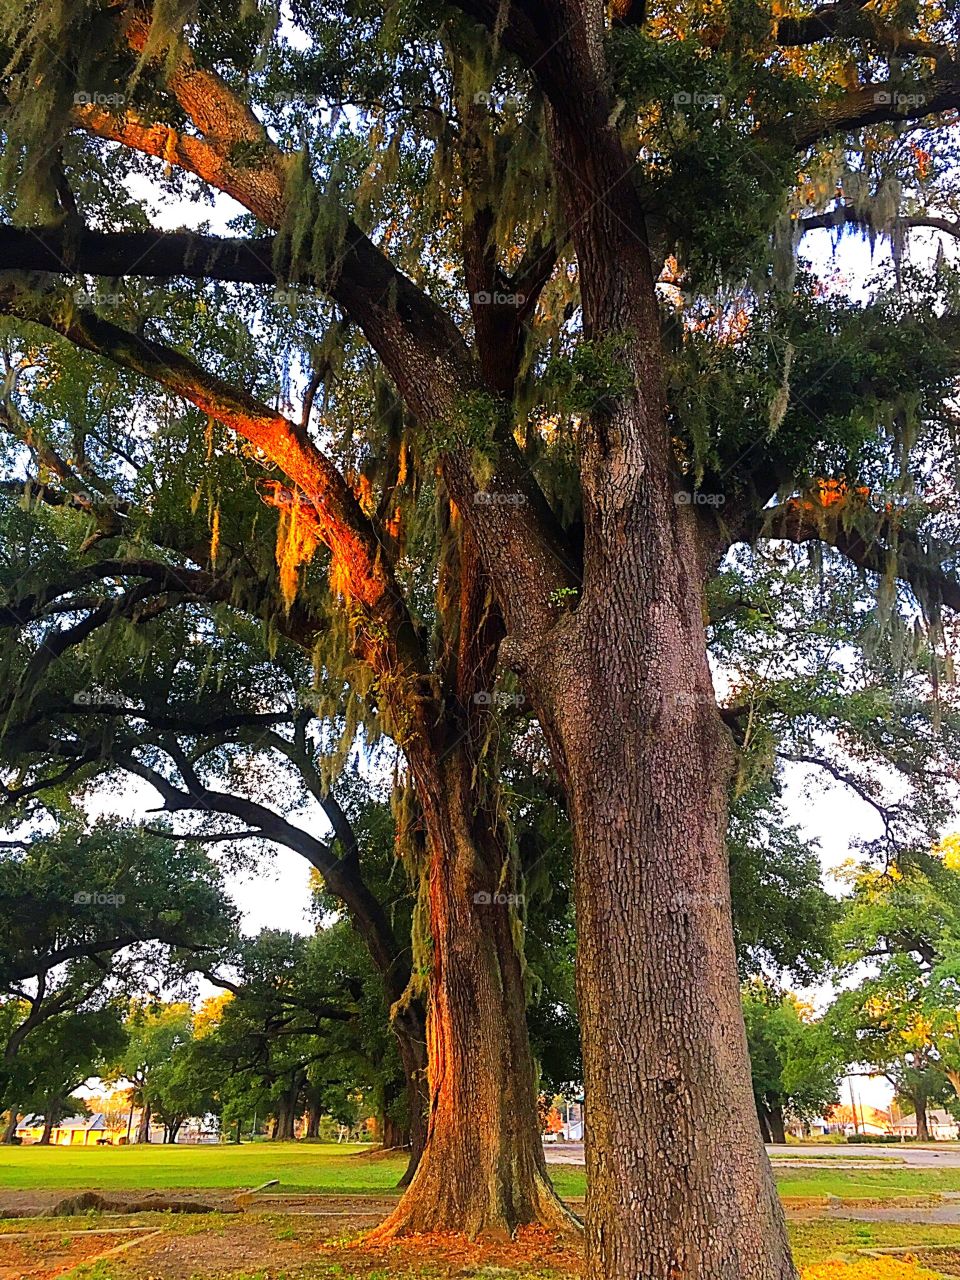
[0,1206,588,1280]
[0,1187,245,1218]
[0,1228,158,1279]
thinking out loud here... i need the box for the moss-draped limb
[67,27,577,628]
[754,497,960,616]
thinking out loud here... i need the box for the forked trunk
[523,465,795,1278]
[368,747,575,1240]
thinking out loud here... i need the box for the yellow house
[16,1112,119,1145]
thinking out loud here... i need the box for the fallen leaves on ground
[347,1224,583,1273]
[800,1259,943,1279]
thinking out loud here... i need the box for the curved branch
[797,204,960,239]
[782,62,960,149]
[757,497,960,614]
[118,751,411,1000]
[0,280,429,682]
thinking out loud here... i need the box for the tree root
[36,1191,237,1216]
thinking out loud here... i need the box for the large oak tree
[2,0,960,1274]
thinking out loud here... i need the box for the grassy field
[0,1142,411,1195]
[0,1142,958,1202]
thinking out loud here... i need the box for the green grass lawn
[1,1142,959,1204]
[0,1142,405,1195]
[773,1164,960,1199]
[0,1143,591,1200]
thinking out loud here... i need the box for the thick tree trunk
[136,1103,151,1144]
[535,603,794,1276]
[305,1100,321,1140]
[766,1096,788,1146]
[1,1111,17,1144]
[273,1080,299,1141]
[511,380,796,1275]
[378,1067,409,1152]
[40,1117,54,1145]
[369,747,574,1240]
[465,7,796,1274]
[381,1112,405,1149]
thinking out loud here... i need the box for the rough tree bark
[369,741,575,1240]
[40,1115,54,1146]
[136,1103,151,1145]
[441,4,798,1273]
[517,500,792,1278]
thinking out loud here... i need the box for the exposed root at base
[348,1222,585,1273]
[364,1185,582,1246]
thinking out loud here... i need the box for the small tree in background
[743,982,843,1143]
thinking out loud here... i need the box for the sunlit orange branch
[77,105,286,225]
[67,13,576,628]
[0,280,431,686]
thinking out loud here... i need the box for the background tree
[109,1002,197,1143]
[830,848,960,1138]
[742,981,843,1143]
[0,823,234,1133]
[13,1006,126,1145]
